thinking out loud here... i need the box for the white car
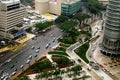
[28,55,32,59]
[6,59,11,62]
[26,60,30,64]
[52,38,56,42]
[20,65,24,69]
[35,49,39,53]
[45,44,49,48]
[31,46,35,49]
[11,71,16,76]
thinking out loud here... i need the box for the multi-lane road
[0,26,63,80]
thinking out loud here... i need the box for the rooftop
[0,0,20,4]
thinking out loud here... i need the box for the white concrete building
[0,0,26,39]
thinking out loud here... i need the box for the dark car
[0,70,4,74]
[37,46,40,49]
[34,55,38,57]
[14,68,17,71]
[10,65,14,68]
[77,59,81,62]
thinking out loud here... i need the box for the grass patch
[55,47,66,52]
[52,56,73,68]
[59,42,71,47]
[75,41,89,63]
[25,57,53,75]
[48,51,68,56]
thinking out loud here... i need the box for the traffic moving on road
[0,27,63,80]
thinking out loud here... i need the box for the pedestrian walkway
[0,47,9,53]
[86,20,119,80]
[46,54,53,63]
[66,42,103,80]
[0,33,35,53]
[15,33,35,43]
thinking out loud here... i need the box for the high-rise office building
[100,0,120,57]
[0,0,26,39]
[61,0,81,16]
[35,0,81,16]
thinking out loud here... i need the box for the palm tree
[48,71,54,79]
[35,73,42,80]
[74,13,91,28]
[60,69,65,78]
[66,67,72,78]
[52,62,58,68]
[41,71,49,80]
[20,73,31,80]
[53,68,61,79]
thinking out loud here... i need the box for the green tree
[74,13,90,28]
[35,73,42,80]
[16,73,31,80]
[59,20,78,32]
[86,0,105,14]
[68,28,79,38]
[53,68,61,78]
[26,27,32,33]
[71,65,82,75]
[41,71,49,79]
[55,15,69,24]
[34,21,52,30]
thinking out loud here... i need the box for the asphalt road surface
[0,26,63,80]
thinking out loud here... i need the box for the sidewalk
[86,20,119,80]
[66,42,102,80]
[0,33,35,53]
[15,33,35,43]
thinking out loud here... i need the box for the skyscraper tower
[0,0,26,39]
[100,0,120,57]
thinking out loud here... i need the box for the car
[31,46,35,49]
[48,43,51,45]
[26,60,30,64]
[6,59,11,62]
[77,59,81,62]
[0,70,4,74]
[34,54,38,57]
[37,46,40,49]
[10,65,14,68]
[3,61,7,65]
[35,49,39,53]
[11,71,16,76]
[45,44,49,49]
[20,65,24,69]
[1,75,5,80]
[14,68,17,71]
[32,37,34,40]
[1,73,8,80]
[52,38,56,42]
[102,68,107,72]
[56,37,59,40]
[28,55,32,59]
[94,66,99,70]
[3,76,9,80]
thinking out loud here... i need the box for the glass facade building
[61,0,81,16]
[100,0,120,57]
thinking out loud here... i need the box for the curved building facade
[100,0,120,57]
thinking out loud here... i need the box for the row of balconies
[106,19,120,25]
[105,22,120,30]
[109,0,120,6]
[108,4,120,10]
[100,45,120,55]
[107,15,120,21]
